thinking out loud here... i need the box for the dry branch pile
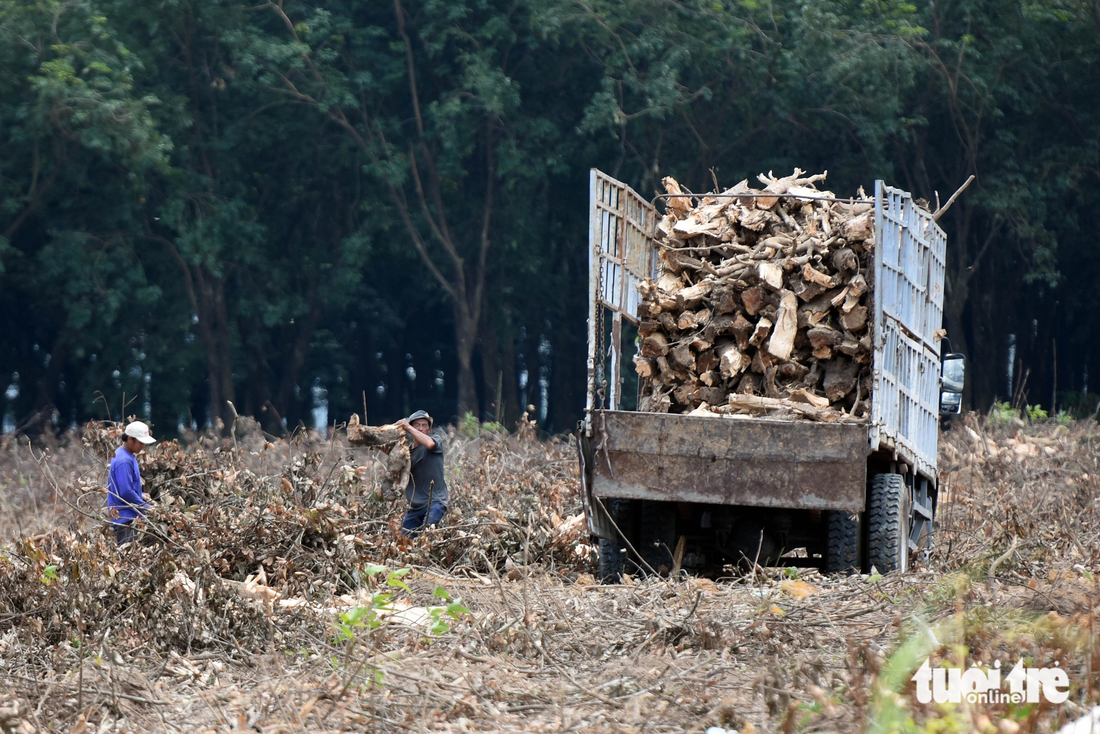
[635,169,877,422]
[0,420,588,657]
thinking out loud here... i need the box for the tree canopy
[2,0,1099,436]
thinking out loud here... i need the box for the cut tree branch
[933,175,975,221]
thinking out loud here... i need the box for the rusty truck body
[578,169,965,579]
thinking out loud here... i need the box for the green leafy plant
[427,585,471,636]
[458,412,505,439]
[333,566,409,643]
[40,564,59,585]
[334,568,468,643]
[1025,404,1049,421]
[989,401,1018,424]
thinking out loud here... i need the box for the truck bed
[590,410,867,511]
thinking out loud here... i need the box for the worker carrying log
[394,410,448,537]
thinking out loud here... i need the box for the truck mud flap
[577,432,615,541]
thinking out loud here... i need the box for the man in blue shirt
[107,421,156,545]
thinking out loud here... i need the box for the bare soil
[1,414,1098,733]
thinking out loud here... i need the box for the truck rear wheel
[598,537,626,583]
[867,473,910,573]
[597,499,629,583]
[823,511,861,574]
[639,500,677,575]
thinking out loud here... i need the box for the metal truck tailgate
[591,410,867,511]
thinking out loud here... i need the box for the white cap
[124,421,156,445]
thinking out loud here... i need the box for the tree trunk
[188,266,235,434]
[479,309,501,422]
[499,311,521,426]
[24,327,72,435]
[455,312,478,418]
[275,297,324,422]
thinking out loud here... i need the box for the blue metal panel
[871,181,947,480]
[586,170,657,425]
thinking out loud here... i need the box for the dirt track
[1,415,1099,733]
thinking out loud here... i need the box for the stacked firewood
[634,170,876,422]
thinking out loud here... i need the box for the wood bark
[634,168,898,422]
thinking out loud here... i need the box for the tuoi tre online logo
[912,658,1070,705]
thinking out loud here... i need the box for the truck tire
[597,499,629,583]
[639,500,677,575]
[867,473,910,574]
[598,537,626,583]
[823,511,860,574]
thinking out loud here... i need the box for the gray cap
[407,409,433,427]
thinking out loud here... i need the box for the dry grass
[0,413,1098,733]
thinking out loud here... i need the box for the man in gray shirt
[396,410,448,536]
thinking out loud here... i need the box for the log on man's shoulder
[347,414,404,448]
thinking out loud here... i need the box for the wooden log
[802,263,834,288]
[729,312,754,350]
[677,308,711,331]
[808,327,843,350]
[839,305,868,332]
[777,360,809,381]
[717,342,747,379]
[693,385,727,406]
[347,419,404,448]
[662,176,692,218]
[789,389,830,409]
[830,247,859,274]
[721,395,846,423]
[757,262,784,290]
[823,358,858,402]
[640,391,672,413]
[736,372,762,395]
[657,273,684,293]
[702,313,739,343]
[668,343,696,373]
[708,285,740,315]
[641,332,670,358]
[634,357,657,378]
[790,276,826,303]
[742,285,767,316]
[749,318,773,348]
[751,348,774,374]
[766,291,798,360]
[841,211,874,241]
[663,250,711,275]
[835,338,863,358]
[673,382,700,407]
[764,365,780,398]
[679,282,713,309]
[687,335,711,352]
[798,293,838,329]
[697,349,720,373]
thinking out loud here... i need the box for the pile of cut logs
[634,169,877,422]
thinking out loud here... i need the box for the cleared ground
[1,414,1098,733]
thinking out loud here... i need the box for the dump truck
[577,169,966,579]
